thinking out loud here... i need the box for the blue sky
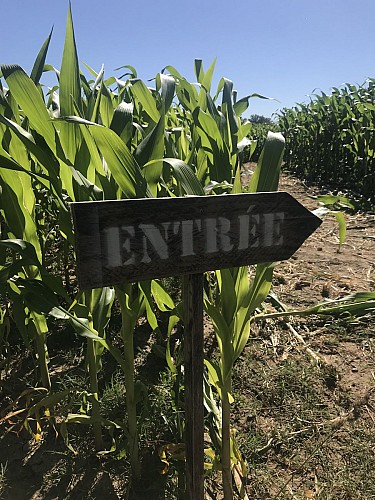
[2,0,375,118]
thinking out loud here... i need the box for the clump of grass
[101,372,127,421]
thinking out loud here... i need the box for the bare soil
[0,171,374,499]
[276,173,375,400]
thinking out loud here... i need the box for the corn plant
[204,132,285,499]
[278,82,375,204]
[243,115,280,163]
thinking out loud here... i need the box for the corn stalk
[205,132,285,499]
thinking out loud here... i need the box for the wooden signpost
[71,192,321,499]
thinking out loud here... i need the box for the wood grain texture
[71,192,322,289]
[183,273,204,499]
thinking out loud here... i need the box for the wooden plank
[183,273,204,499]
[71,192,321,289]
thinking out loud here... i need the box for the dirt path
[277,174,375,305]
[275,173,375,397]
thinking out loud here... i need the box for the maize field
[1,5,375,500]
[278,82,375,205]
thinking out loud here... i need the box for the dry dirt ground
[0,171,374,499]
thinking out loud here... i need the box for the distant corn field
[278,80,375,205]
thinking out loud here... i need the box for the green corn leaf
[257,292,375,323]
[87,123,151,198]
[204,359,225,398]
[162,158,205,196]
[72,117,106,179]
[43,297,129,374]
[138,281,159,331]
[232,317,250,362]
[221,78,239,145]
[313,207,346,249]
[135,116,165,195]
[234,266,251,309]
[98,81,115,127]
[92,64,105,91]
[233,93,274,116]
[115,64,137,79]
[204,91,221,119]
[165,336,177,374]
[157,73,175,113]
[91,287,115,334]
[1,65,56,150]
[43,64,60,78]
[7,284,29,347]
[165,66,199,111]
[83,62,100,78]
[204,181,233,194]
[232,164,242,194]
[313,194,355,209]
[0,148,49,182]
[0,239,67,299]
[238,121,252,142]
[67,162,103,201]
[194,59,204,83]
[0,239,41,265]
[59,3,81,116]
[204,300,233,360]
[249,132,285,193]
[151,280,175,311]
[68,319,128,373]
[233,96,250,116]
[193,107,223,149]
[130,79,159,123]
[110,101,134,146]
[217,268,237,326]
[201,59,216,93]
[16,279,60,314]
[0,171,41,260]
[309,295,375,317]
[1,125,35,216]
[58,3,83,162]
[333,211,346,248]
[0,129,67,217]
[85,69,104,122]
[0,114,58,177]
[0,260,26,283]
[248,262,277,314]
[30,28,53,84]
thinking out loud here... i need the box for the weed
[101,372,127,421]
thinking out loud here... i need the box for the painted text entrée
[71,192,321,289]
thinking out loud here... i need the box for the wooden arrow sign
[71,192,321,289]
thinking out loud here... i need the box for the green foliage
[278,82,375,205]
[204,132,285,498]
[242,116,280,163]
[249,114,272,125]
